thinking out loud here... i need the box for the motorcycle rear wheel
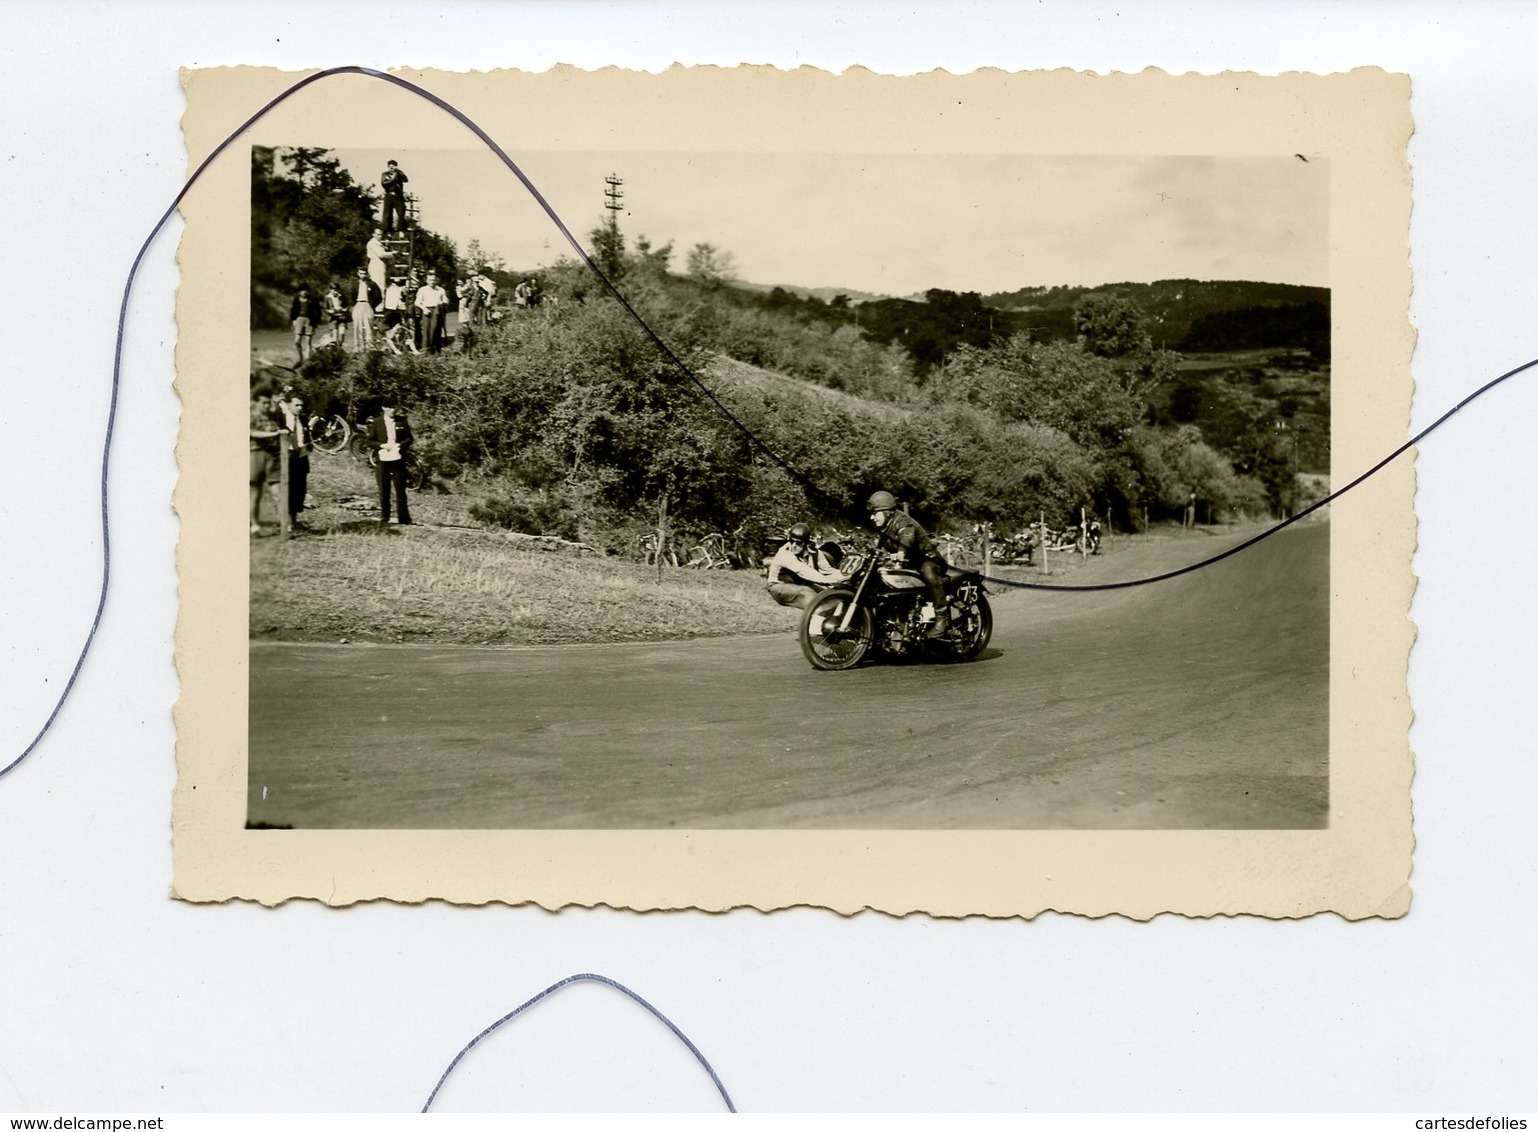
[950,592,993,661]
[800,590,873,671]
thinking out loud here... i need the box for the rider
[866,490,952,638]
[766,522,843,610]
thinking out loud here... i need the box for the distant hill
[983,279,1330,354]
[733,280,889,305]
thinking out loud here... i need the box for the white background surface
[0,0,1534,1114]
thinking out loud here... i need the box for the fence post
[279,430,291,540]
[656,494,669,582]
[1039,512,1049,576]
[982,521,992,575]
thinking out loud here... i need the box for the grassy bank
[251,530,797,645]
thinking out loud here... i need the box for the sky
[327,147,1329,298]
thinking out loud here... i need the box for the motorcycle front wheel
[800,589,874,671]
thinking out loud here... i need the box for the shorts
[292,316,313,336]
[249,448,279,487]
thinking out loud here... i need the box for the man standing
[380,159,409,234]
[867,490,953,638]
[288,288,320,364]
[322,283,348,346]
[278,391,312,529]
[415,271,448,354]
[367,402,414,527]
[349,267,381,351]
[455,275,479,351]
[765,523,843,610]
[473,271,496,326]
[248,387,286,535]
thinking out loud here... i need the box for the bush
[469,494,579,540]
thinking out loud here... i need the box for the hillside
[704,355,908,424]
[983,279,1330,354]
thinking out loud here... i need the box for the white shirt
[768,542,840,587]
[416,284,447,311]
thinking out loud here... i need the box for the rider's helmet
[787,522,813,546]
[866,490,897,513]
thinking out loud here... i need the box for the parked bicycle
[685,525,747,569]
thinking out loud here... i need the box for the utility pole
[600,174,624,276]
[604,174,624,233]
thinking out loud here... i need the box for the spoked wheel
[800,589,873,671]
[308,414,351,454]
[947,588,993,662]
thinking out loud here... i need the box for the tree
[462,238,505,273]
[687,242,737,286]
[631,234,674,277]
[588,221,626,279]
[1073,292,1154,359]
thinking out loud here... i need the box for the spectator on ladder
[366,228,390,293]
[348,267,381,351]
[415,271,449,354]
[288,288,320,364]
[380,159,409,234]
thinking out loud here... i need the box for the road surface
[248,521,1328,829]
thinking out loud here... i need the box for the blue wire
[420,972,736,1113]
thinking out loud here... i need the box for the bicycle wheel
[308,414,350,454]
[684,545,709,569]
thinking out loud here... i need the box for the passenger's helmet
[788,522,813,544]
[866,490,897,512]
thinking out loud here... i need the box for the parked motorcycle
[798,546,993,670]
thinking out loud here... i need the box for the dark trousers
[422,309,444,353]
[377,459,412,524]
[383,194,407,233]
[919,557,948,610]
[287,453,309,518]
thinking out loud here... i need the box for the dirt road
[248,521,1328,829]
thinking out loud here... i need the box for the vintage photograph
[245,145,1331,832]
[173,66,1410,914]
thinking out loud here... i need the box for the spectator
[473,271,497,326]
[380,159,409,234]
[513,278,533,309]
[415,271,448,354]
[278,390,312,529]
[382,276,416,355]
[348,267,381,351]
[322,283,348,347]
[248,387,286,535]
[455,276,479,351]
[367,402,414,527]
[288,288,320,364]
[366,228,390,293]
[401,270,422,352]
[765,523,843,609]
